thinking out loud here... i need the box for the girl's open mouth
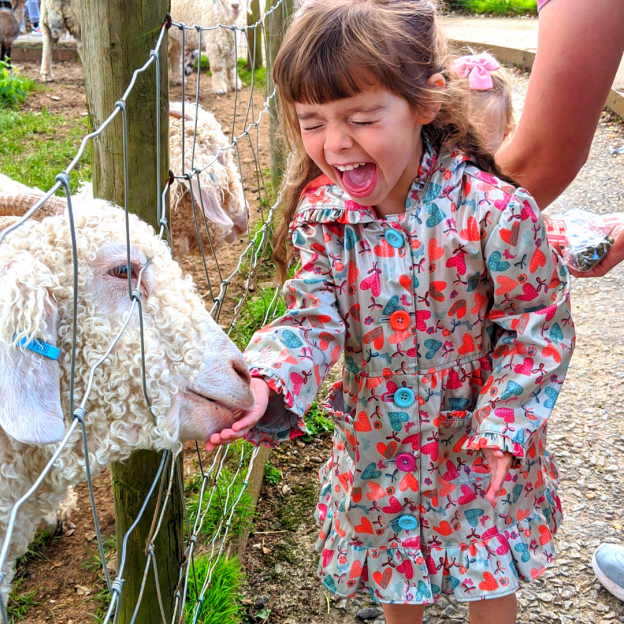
[334,162,378,199]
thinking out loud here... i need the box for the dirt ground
[5,60,624,624]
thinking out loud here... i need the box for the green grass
[0,62,36,109]
[185,556,245,624]
[194,56,267,89]
[0,107,91,194]
[263,459,282,485]
[186,444,255,540]
[15,528,57,568]
[457,0,537,14]
[6,579,41,623]
[231,287,285,350]
[303,401,334,440]
[237,59,267,90]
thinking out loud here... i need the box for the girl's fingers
[487,464,506,507]
[483,449,513,506]
[231,407,266,432]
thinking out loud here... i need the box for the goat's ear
[187,178,234,230]
[0,252,65,445]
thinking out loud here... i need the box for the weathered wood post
[265,0,293,194]
[80,2,183,622]
[246,0,263,70]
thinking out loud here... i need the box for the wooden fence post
[80,2,183,622]
[265,0,293,194]
[246,0,263,70]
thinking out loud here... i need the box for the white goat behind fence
[169,0,249,93]
[0,0,288,620]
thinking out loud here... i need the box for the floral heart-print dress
[243,143,575,604]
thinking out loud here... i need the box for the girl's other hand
[482,448,514,507]
[204,377,270,452]
[568,213,624,278]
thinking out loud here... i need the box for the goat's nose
[232,3,240,10]
[230,354,251,386]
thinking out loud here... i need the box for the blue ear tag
[16,336,60,361]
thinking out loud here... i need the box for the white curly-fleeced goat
[0,199,254,599]
[169,0,247,94]
[169,101,248,257]
[40,0,82,82]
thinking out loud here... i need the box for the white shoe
[592,544,624,602]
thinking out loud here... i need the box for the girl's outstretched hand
[482,448,514,507]
[204,377,270,452]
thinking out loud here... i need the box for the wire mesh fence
[0,0,291,620]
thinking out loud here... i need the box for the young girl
[207,1,575,622]
[453,52,515,153]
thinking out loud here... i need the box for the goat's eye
[108,265,136,280]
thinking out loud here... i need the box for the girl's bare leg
[381,603,425,624]
[469,592,517,624]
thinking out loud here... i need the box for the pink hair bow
[453,53,501,91]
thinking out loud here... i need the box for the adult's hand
[569,214,624,278]
[497,0,624,210]
[204,377,270,452]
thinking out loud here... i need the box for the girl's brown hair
[271,0,515,280]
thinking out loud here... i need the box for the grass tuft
[193,56,267,89]
[231,286,285,351]
[457,0,537,15]
[186,444,255,540]
[0,108,91,194]
[185,555,245,624]
[303,401,334,440]
[6,579,40,622]
[0,62,35,109]
[263,459,282,485]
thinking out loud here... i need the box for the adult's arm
[497,0,624,210]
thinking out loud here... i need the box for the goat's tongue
[341,163,377,197]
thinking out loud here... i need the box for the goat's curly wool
[169,0,247,93]
[40,0,82,82]
[169,101,248,257]
[0,202,253,598]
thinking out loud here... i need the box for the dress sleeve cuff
[463,432,526,459]
[244,369,308,448]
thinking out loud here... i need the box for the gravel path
[243,69,624,624]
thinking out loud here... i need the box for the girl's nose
[324,123,353,154]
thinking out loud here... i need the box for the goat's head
[222,0,248,18]
[0,201,254,450]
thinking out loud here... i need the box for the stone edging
[449,38,624,120]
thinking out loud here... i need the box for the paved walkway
[441,15,624,94]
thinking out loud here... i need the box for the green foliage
[237,59,267,90]
[456,0,537,15]
[185,556,245,624]
[186,445,255,539]
[231,287,285,351]
[6,579,40,622]
[15,529,55,567]
[193,56,267,89]
[303,401,334,440]
[263,459,282,485]
[0,108,91,194]
[0,62,35,109]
